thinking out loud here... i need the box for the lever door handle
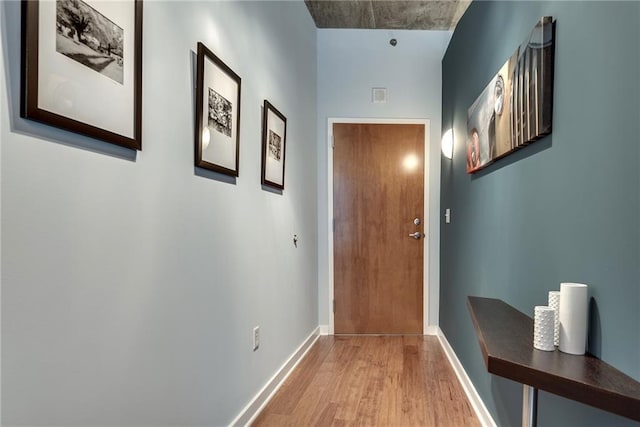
[409,232,422,240]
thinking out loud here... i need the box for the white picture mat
[264,109,284,185]
[37,0,135,137]
[201,57,238,171]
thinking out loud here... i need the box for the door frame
[327,118,432,335]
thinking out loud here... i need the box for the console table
[467,296,640,427]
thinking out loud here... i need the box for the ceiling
[304,0,471,31]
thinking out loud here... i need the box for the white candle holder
[548,291,560,346]
[559,282,588,355]
[533,306,555,351]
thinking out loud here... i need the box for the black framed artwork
[21,0,143,150]
[261,100,286,190]
[195,42,241,177]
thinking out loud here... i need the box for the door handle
[409,232,422,240]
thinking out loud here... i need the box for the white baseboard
[319,324,329,335]
[229,326,321,427]
[436,327,497,427]
[424,325,439,335]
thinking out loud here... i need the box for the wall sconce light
[442,128,453,159]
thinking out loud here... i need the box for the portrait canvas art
[466,16,555,173]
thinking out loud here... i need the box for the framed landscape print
[21,0,143,150]
[261,100,287,190]
[195,42,241,177]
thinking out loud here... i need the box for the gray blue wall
[441,1,640,426]
[1,1,317,425]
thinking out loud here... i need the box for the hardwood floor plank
[251,338,335,424]
[251,336,480,427]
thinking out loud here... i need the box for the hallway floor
[252,335,480,426]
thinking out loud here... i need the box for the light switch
[445,208,451,224]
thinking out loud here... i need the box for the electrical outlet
[253,326,260,351]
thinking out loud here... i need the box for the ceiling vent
[372,88,387,104]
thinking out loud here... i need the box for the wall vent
[372,87,387,104]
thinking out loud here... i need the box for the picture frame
[21,0,143,150]
[195,42,241,177]
[261,100,287,190]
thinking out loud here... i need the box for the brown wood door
[333,123,424,334]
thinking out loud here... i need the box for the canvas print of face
[56,0,124,84]
[466,16,554,174]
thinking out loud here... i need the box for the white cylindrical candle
[559,282,588,355]
[548,291,560,346]
[533,306,555,351]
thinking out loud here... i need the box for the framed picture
[261,100,287,190]
[195,42,241,177]
[21,0,143,150]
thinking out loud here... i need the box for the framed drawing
[21,0,143,150]
[261,100,287,190]
[195,42,241,177]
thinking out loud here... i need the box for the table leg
[522,385,538,427]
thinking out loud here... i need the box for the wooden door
[333,123,424,334]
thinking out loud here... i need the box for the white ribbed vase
[533,306,555,351]
[548,291,560,346]
[559,282,588,355]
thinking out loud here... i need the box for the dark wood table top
[467,296,640,422]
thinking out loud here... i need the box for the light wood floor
[252,335,480,426]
